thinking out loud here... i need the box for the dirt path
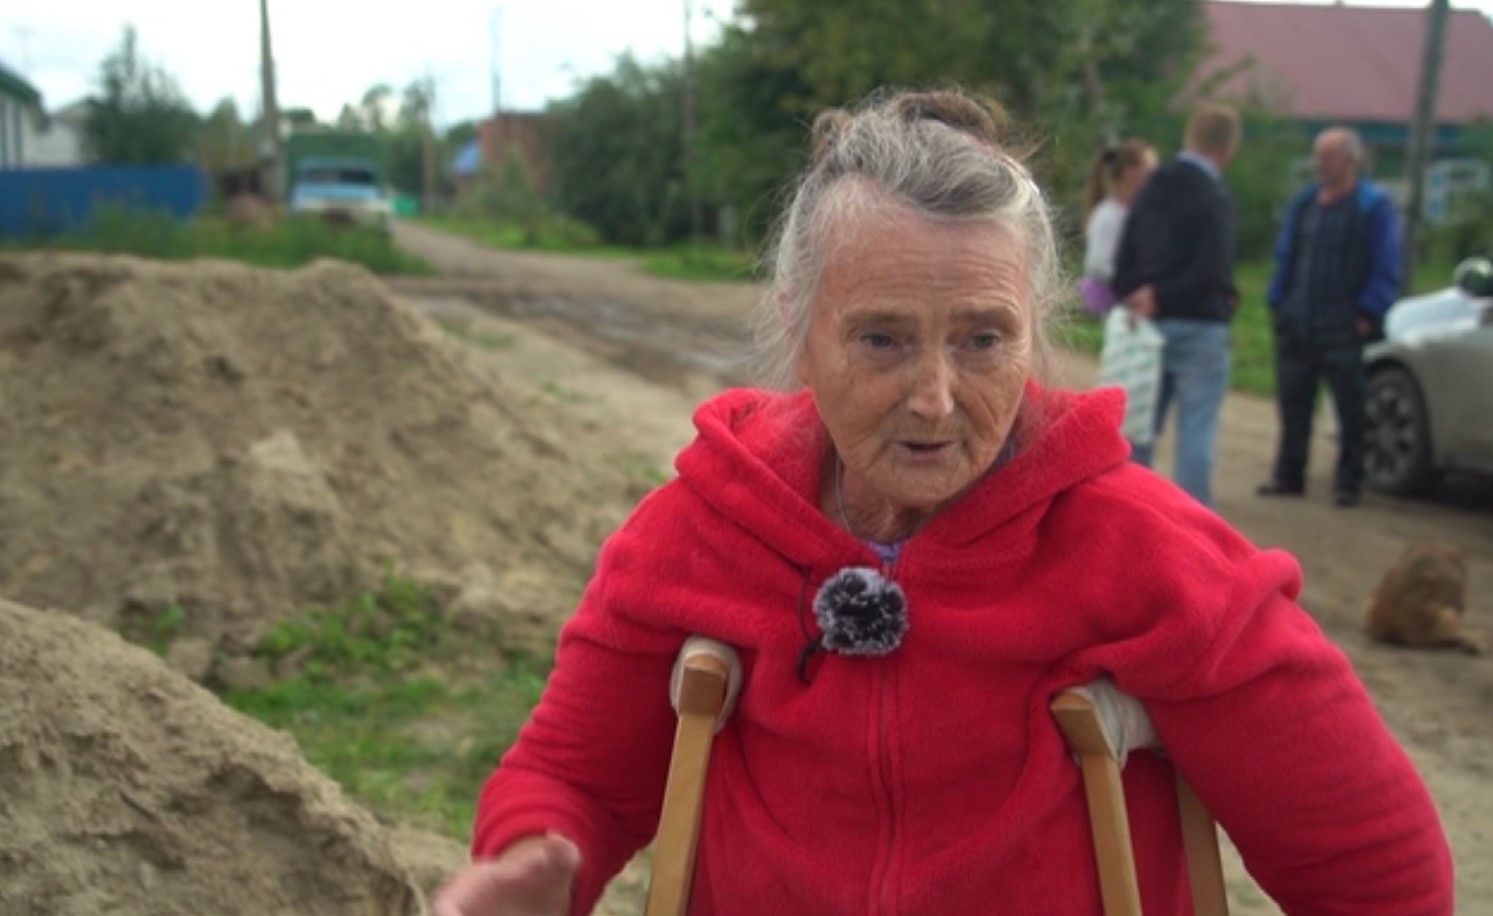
[394,222,1493,913]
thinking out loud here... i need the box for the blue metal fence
[0,165,206,238]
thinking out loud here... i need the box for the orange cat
[1365,541,1484,654]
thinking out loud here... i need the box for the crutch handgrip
[647,637,741,916]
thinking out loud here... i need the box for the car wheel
[1364,366,1441,495]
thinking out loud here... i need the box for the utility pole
[490,7,502,116]
[682,0,702,242]
[259,0,284,201]
[422,73,438,214]
[1402,0,1450,281]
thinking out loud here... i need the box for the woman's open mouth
[899,440,953,456]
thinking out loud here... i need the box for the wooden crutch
[1052,680,1228,916]
[644,637,741,916]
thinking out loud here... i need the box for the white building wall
[0,96,22,168]
[22,109,84,167]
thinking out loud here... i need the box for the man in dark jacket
[1257,127,1403,507]
[1112,104,1240,507]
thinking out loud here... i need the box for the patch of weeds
[9,206,434,275]
[640,244,756,283]
[120,603,188,656]
[437,318,516,350]
[225,568,557,837]
[539,381,585,404]
[417,216,626,257]
[255,568,445,682]
[226,653,550,838]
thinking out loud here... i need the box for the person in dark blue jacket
[1258,127,1403,507]
[1112,104,1240,508]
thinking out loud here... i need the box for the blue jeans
[1129,319,1231,506]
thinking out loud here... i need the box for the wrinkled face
[797,207,1033,515]
[1314,133,1356,191]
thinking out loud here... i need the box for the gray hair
[1321,126,1367,167]
[753,90,1062,390]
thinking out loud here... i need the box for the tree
[694,24,815,241]
[702,0,1207,240]
[1226,108,1305,261]
[195,97,256,172]
[548,55,692,246]
[534,0,1211,246]
[397,78,436,133]
[443,120,480,150]
[83,26,199,165]
[333,84,395,132]
[281,107,318,130]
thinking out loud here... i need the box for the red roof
[1201,1,1493,124]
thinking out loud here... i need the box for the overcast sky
[4,1,1491,129]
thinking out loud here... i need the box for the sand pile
[0,596,443,915]
[0,252,638,675]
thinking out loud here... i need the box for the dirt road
[394,221,1493,912]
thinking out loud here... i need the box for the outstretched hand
[433,833,581,916]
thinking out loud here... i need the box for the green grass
[420,215,756,283]
[10,206,434,275]
[1229,262,1276,396]
[120,603,188,656]
[252,571,446,682]
[1059,258,1461,397]
[437,317,517,350]
[640,245,757,282]
[418,215,632,258]
[221,571,550,838]
[227,666,546,838]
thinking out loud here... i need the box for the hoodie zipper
[874,662,899,914]
[870,556,901,914]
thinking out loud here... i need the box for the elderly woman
[436,91,1451,915]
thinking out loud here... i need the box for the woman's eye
[968,332,1001,350]
[861,332,898,350]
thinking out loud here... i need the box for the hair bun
[810,109,852,165]
[892,90,1007,145]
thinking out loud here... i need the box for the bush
[13,204,433,275]
[446,149,603,251]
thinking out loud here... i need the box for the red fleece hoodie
[472,384,1452,915]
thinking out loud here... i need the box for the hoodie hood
[675,381,1132,570]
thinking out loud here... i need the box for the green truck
[285,131,392,228]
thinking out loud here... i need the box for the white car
[1364,257,1493,494]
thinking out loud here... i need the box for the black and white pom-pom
[812,567,909,657]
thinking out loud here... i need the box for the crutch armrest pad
[670,636,742,733]
[1052,677,1158,767]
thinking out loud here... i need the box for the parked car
[1363,257,1493,495]
[287,156,392,230]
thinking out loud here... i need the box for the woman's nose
[906,351,955,421]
